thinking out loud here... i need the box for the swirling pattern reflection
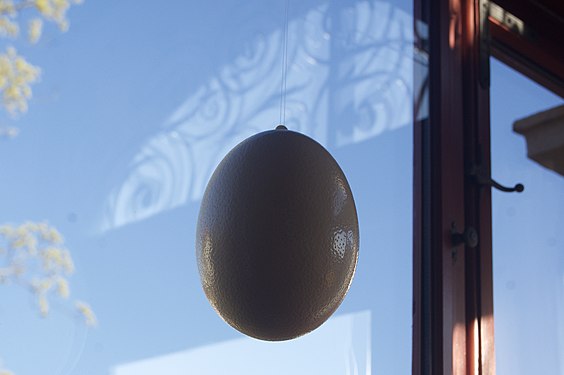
[100,1,425,232]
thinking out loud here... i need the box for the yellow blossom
[38,294,49,316]
[34,0,50,15]
[61,249,75,274]
[41,246,65,270]
[0,47,40,115]
[1,221,93,330]
[27,235,38,255]
[28,18,43,43]
[33,0,80,31]
[37,222,49,233]
[0,225,14,235]
[15,225,27,237]
[56,277,70,298]
[41,226,63,244]
[31,277,53,293]
[76,301,97,326]
[0,0,15,14]
[0,17,18,37]
[22,221,40,232]
[0,370,15,375]
[15,57,40,81]
[10,232,31,248]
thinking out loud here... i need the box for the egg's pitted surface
[196,128,359,341]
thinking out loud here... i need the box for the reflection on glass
[99,1,417,233]
[0,1,418,374]
[491,58,564,375]
[113,311,370,375]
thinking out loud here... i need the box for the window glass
[0,1,420,373]
[491,58,564,375]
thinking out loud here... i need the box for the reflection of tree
[100,1,422,232]
[329,1,415,146]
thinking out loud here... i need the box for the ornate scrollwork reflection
[100,1,425,232]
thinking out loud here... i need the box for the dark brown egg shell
[196,128,359,341]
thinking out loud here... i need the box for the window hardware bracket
[467,163,524,193]
[451,222,479,248]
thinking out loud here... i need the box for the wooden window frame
[413,0,563,374]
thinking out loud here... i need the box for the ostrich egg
[196,126,359,341]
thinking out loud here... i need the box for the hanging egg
[196,126,359,341]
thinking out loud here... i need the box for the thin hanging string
[279,0,290,126]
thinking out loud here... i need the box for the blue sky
[490,58,564,375]
[0,1,413,374]
[0,1,561,374]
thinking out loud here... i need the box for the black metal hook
[486,178,524,193]
[468,164,524,193]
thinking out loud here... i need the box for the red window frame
[412,0,563,374]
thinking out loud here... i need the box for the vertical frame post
[413,0,495,373]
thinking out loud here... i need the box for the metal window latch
[468,164,524,193]
[451,222,479,248]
